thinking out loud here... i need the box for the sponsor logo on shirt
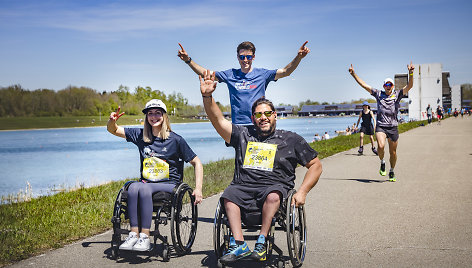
[235,81,257,90]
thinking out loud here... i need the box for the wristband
[202,95,212,99]
[409,73,413,76]
[185,57,192,64]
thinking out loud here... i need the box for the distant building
[451,85,461,111]
[298,103,408,117]
[275,105,294,117]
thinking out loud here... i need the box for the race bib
[243,142,277,171]
[142,157,169,182]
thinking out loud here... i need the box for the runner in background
[356,101,377,155]
[349,62,415,182]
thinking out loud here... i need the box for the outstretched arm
[107,106,126,138]
[291,157,322,207]
[189,156,203,205]
[200,70,232,143]
[403,61,415,95]
[178,43,218,81]
[349,64,373,94]
[275,41,310,80]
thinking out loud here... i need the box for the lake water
[0,116,399,198]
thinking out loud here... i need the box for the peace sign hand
[177,43,190,62]
[109,106,125,122]
[298,41,310,58]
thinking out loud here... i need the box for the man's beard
[256,120,276,137]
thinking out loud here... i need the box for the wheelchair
[213,189,307,268]
[110,180,198,261]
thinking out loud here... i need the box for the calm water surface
[0,116,389,198]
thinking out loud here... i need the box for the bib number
[142,157,169,182]
[243,142,277,171]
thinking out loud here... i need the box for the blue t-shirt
[215,68,277,125]
[125,128,197,181]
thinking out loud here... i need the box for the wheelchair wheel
[213,199,229,260]
[286,190,307,267]
[170,183,198,255]
[110,184,132,259]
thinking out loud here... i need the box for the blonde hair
[143,112,172,143]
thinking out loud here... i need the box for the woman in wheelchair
[107,99,203,252]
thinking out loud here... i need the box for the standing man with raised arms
[178,41,310,125]
[349,62,415,182]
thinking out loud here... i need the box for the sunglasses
[238,54,254,61]
[384,83,393,87]
[253,111,274,118]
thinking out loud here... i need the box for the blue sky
[1,0,471,106]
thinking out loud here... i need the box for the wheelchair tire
[213,199,229,260]
[111,186,131,260]
[170,183,198,255]
[286,190,307,267]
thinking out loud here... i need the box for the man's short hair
[237,41,256,55]
[252,97,275,115]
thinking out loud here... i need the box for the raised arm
[189,156,203,205]
[291,157,322,207]
[402,61,415,95]
[107,106,126,138]
[349,64,373,94]
[200,70,232,143]
[275,41,310,80]
[178,43,218,81]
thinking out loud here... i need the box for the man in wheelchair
[199,71,322,264]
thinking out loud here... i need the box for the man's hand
[177,43,190,62]
[291,191,307,208]
[407,61,415,73]
[298,41,310,58]
[349,64,355,75]
[109,106,125,122]
[200,70,217,97]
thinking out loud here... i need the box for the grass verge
[0,119,429,266]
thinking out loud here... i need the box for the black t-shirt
[361,111,373,127]
[229,124,318,189]
[125,128,196,181]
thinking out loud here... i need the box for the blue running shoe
[219,237,251,264]
[250,235,267,261]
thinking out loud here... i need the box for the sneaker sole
[379,170,387,176]
[220,251,252,264]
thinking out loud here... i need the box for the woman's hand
[109,106,125,122]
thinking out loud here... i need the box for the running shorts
[360,124,374,135]
[375,125,399,142]
[221,183,289,213]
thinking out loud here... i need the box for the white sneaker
[119,232,138,250]
[132,233,151,251]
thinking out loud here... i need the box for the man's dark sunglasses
[238,54,254,61]
[253,111,274,118]
[384,83,393,87]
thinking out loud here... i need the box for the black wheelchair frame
[110,180,198,261]
[213,189,307,268]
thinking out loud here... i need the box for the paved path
[9,117,472,267]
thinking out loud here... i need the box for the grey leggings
[127,181,177,229]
